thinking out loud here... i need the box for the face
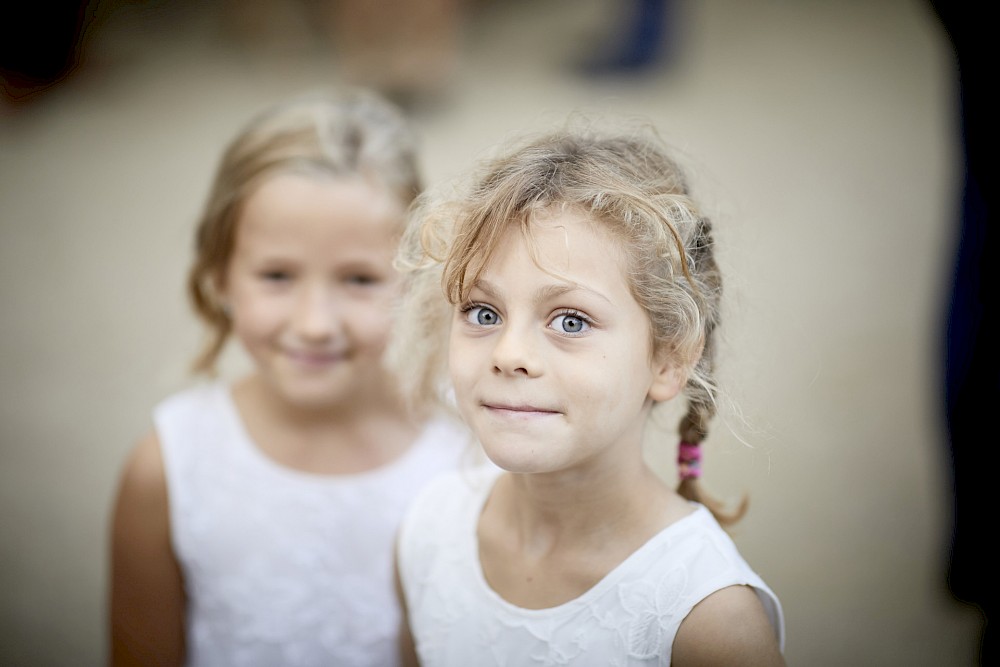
[222,172,404,412]
[448,210,684,475]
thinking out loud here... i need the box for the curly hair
[389,124,748,525]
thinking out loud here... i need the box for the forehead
[235,172,403,250]
[525,208,625,270]
[486,209,632,295]
[223,173,405,280]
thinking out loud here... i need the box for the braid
[675,217,748,526]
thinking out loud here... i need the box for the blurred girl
[392,125,785,666]
[109,89,469,667]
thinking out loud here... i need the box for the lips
[481,402,561,417]
[284,348,348,367]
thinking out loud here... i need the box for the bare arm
[393,535,419,667]
[672,584,785,667]
[109,431,186,667]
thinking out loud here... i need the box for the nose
[491,322,542,378]
[292,284,340,342]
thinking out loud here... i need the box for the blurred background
[1,0,987,664]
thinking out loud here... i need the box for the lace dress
[156,381,470,667]
[397,465,785,667]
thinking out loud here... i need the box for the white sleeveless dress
[155,380,471,667]
[397,465,785,667]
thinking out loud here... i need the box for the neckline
[468,468,708,616]
[215,379,430,483]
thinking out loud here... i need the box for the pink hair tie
[677,441,702,480]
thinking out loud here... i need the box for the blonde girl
[109,89,468,667]
[392,125,785,666]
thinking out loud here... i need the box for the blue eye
[551,312,590,334]
[463,305,501,326]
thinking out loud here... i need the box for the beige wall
[0,0,983,664]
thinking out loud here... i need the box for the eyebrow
[475,278,614,307]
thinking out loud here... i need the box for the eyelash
[459,303,593,335]
[550,309,592,335]
[459,302,501,326]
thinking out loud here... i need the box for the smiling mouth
[286,349,347,365]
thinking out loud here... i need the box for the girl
[109,89,470,667]
[392,126,786,665]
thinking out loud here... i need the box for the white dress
[156,380,471,667]
[397,465,785,667]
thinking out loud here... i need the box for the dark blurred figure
[933,1,996,664]
[581,0,677,76]
[0,1,96,105]
[329,0,460,108]
[219,0,462,111]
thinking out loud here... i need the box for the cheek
[447,340,464,387]
[230,293,285,333]
[349,301,394,346]
[447,333,478,390]
[583,349,650,410]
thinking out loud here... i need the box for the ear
[208,270,232,316]
[648,356,687,403]
[649,336,703,403]
[211,266,228,296]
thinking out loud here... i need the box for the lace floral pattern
[157,382,468,667]
[398,466,784,667]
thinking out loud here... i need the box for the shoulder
[117,380,224,506]
[638,506,784,659]
[674,507,778,592]
[672,584,786,666]
[111,430,171,545]
[115,430,168,508]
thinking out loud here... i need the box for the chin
[277,380,354,411]
[479,440,563,475]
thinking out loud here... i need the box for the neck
[230,372,421,474]
[237,370,412,432]
[497,457,672,554]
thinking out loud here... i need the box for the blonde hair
[391,124,747,525]
[187,88,421,374]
